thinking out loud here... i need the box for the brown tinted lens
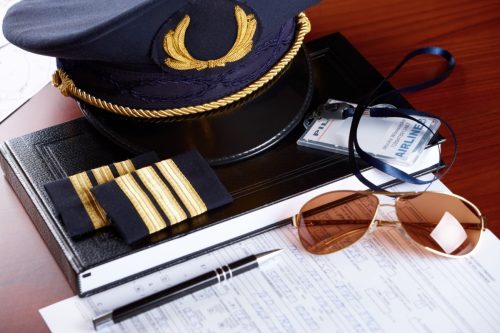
[297,191,378,255]
[396,192,483,256]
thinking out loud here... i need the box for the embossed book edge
[0,142,81,292]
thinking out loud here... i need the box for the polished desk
[1,0,499,332]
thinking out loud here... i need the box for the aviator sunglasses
[292,191,486,257]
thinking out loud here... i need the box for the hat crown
[3,0,319,66]
[3,0,319,116]
[170,1,245,61]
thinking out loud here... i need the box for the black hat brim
[80,46,313,166]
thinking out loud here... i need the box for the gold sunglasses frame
[292,191,487,258]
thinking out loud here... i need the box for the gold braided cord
[164,5,257,70]
[51,13,311,119]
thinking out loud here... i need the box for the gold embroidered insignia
[163,5,257,71]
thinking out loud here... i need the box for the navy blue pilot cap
[3,0,320,119]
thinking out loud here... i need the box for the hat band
[51,13,311,119]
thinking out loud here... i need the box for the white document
[40,179,500,333]
[0,0,55,123]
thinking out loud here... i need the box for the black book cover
[0,33,442,296]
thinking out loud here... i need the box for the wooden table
[1,0,499,331]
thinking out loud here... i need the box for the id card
[297,101,440,166]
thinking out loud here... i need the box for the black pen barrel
[228,254,259,276]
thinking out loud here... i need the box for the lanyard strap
[347,47,457,191]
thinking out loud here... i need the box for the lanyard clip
[322,99,396,119]
[321,100,356,119]
[303,99,397,128]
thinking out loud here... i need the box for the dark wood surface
[1,1,499,332]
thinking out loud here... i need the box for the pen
[93,249,283,330]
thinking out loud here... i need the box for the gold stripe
[156,160,207,217]
[51,13,311,118]
[156,161,198,216]
[136,167,187,225]
[114,159,135,176]
[69,172,108,229]
[91,166,115,185]
[115,174,167,234]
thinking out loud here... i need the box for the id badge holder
[297,99,441,166]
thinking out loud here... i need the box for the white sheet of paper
[0,44,55,123]
[40,178,500,333]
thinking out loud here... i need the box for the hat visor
[80,46,313,166]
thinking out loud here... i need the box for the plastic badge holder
[297,99,441,167]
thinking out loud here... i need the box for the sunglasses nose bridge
[378,203,396,208]
[375,219,401,227]
[374,203,400,227]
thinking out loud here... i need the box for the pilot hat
[4,0,320,163]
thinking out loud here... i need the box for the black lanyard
[347,47,457,191]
